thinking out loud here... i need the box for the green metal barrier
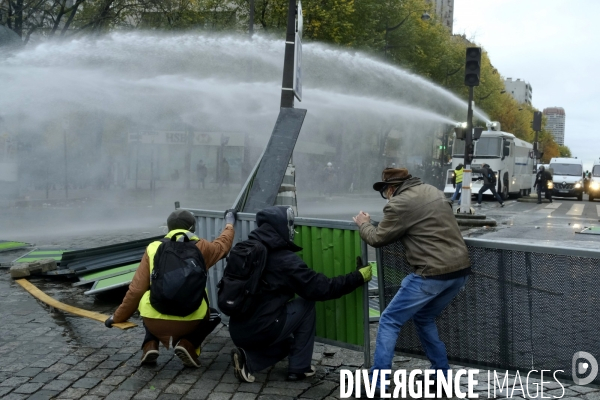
[294,226,365,348]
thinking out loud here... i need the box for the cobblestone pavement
[1,229,599,400]
[2,268,600,400]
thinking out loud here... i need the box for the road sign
[293,32,302,101]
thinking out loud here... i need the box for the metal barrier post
[362,240,371,368]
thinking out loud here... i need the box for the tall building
[543,107,566,146]
[504,78,532,105]
[426,0,454,32]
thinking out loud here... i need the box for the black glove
[104,315,114,328]
[224,209,237,225]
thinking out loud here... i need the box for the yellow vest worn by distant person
[455,168,463,184]
[138,229,208,321]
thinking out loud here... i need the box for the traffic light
[439,145,446,150]
[464,47,482,86]
[533,111,542,131]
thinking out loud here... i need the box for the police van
[586,160,600,201]
[444,122,534,200]
[548,157,584,201]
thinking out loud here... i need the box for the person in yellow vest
[450,164,464,205]
[104,209,235,367]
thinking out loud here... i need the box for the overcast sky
[453,0,599,170]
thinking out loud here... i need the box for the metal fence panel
[294,225,364,348]
[377,237,600,383]
[186,209,368,355]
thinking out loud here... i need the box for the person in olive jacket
[229,206,372,383]
[354,167,470,391]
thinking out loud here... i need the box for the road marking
[536,202,561,214]
[597,205,600,217]
[566,204,584,216]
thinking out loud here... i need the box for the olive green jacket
[359,178,470,276]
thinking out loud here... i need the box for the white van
[588,161,600,201]
[548,157,584,201]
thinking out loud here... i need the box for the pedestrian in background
[353,167,470,392]
[534,165,553,204]
[196,160,207,189]
[473,163,504,207]
[450,163,464,205]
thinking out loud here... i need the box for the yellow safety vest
[138,229,208,321]
[455,168,463,184]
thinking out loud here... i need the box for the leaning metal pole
[238,0,307,213]
[459,86,474,214]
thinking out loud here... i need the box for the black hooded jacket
[228,206,364,349]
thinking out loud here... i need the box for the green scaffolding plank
[78,263,139,283]
[85,271,135,295]
[0,241,31,252]
[14,249,67,263]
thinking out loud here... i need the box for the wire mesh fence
[377,238,600,383]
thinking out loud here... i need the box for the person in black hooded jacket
[229,206,372,382]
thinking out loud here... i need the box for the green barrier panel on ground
[79,263,139,282]
[87,270,137,294]
[294,225,364,347]
[0,241,30,252]
[14,249,66,263]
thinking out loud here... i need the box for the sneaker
[174,339,200,368]
[231,348,255,383]
[287,365,316,381]
[537,202,542,204]
[500,203,505,207]
[140,341,159,365]
[474,203,481,207]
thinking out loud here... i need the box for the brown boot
[174,339,200,368]
[141,341,159,365]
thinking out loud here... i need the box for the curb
[456,217,497,227]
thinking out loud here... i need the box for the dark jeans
[478,184,503,204]
[142,308,221,349]
[243,298,316,374]
[537,187,552,202]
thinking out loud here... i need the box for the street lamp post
[384,10,430,58]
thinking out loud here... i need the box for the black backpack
[217,239,267,317]
[150,233,207,317]
[487,168,497,185]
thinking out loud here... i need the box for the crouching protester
[353,168,470,393]
[225,206,372,382]
[104,209,236,367]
